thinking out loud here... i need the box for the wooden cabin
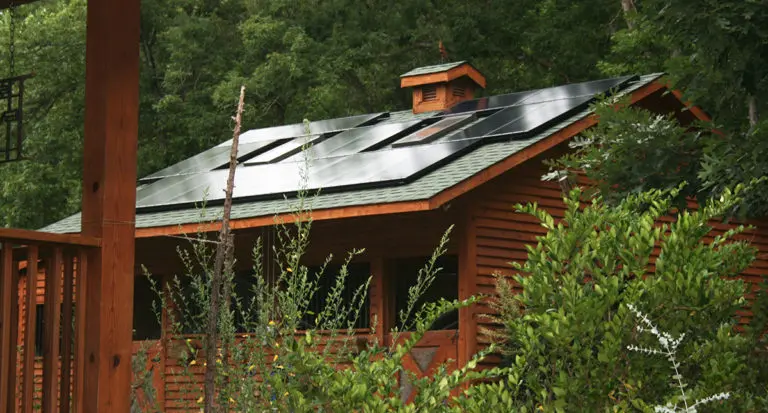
[10,62,768,411]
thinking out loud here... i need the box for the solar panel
[442,95,593,143]
[139,139,287,182]
[135,137,486,211]
[487,96,593,137]
[444,75,636,115]
[135,75,644,212]
[227,112,387,146]
[279,120,422,162]
[517,76,635,105]
[392,114,476,148]
[245,135,324,165]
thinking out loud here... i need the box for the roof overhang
[400,62,487,89]
[134,78,691,238]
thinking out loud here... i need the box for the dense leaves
[1,0,622,229]
[489,186,768,411]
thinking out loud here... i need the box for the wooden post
[0,242,18,413]
[80,0,141,411]
[42,248,63,412]
[457,207,477,368]
[369,257,390,344]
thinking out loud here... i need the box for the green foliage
[1,0,628,229]
[548,97,705,210]
[489,185,768,412]
[135,190,510,412]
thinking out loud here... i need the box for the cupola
[400,61,486,114]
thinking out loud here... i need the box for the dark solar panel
[392,114,476,147]
[139,139,286,182]
[245,135,325,165]
[487,95,592,137]
[234,112,386,145]
[136,75,641,212]
[136,137,485,211]
[279,120,422,162]
[444,75,636,115]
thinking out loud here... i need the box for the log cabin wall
[460,141,768,367]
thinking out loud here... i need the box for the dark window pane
[301,262,371,330]
[133,276,161,340]
[394,255,458,331]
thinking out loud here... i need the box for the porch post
[80,0,141,411]
[457,207,477,367]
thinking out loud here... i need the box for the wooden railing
[0,228,100,413]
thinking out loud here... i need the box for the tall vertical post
[457,207,477,368]
[80,0,140,411]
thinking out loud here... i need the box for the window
[301,262,371,330]
[422,85,438,101]
[394,255,458,331]
[133,276,161,340]
[453,86,466,97]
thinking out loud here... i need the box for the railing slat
[22,245,38,413]
[73,251,87,413]
[0,242,18,412]
[43,247,63,412]
[60,252,75,413]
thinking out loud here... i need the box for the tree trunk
[621,0,636,29]
[204,85,246,413]
[748,94,759,128]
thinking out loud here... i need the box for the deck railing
[0,228,100,413]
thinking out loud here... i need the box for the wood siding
[463,143,768,365]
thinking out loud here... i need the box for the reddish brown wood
[0,242,17,412]
[22,245,37,413]
[74,251,87,413]
[369,257,389,343]
[136,200,434,238]
[457,206,478,368]
[61,252,75,413]
[43,247,63,412]
[400,63,486,89]
[0,228,100,247]
[80,0,141,411]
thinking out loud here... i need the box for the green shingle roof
[400,61,468,77]
[41,73,663,234]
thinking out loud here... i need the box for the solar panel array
[136,75,637,211]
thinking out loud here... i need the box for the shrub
[488,185,768,412]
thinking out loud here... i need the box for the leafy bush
[488,185,768,412]
[134,198,510,412]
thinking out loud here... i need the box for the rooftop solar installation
[227,112,386,146]
[444,75,636,115]
[393,114,476,147]
[136,75,640,212]
[277,120,422,163]
[136,136,487,211]
[139,139,287,182]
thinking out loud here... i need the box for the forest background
[0,0,766,229]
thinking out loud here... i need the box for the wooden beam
[60,252,76,413]
[42,247,63,412]
[21,246,37,413]
[0,228,100,247]
[369,257,389,344]
[457,206,477,368]
[670,89,713,122]
[0,242,17,413]
[80,0,141,412]
[135,200,433,238]
[73,251,88,413]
